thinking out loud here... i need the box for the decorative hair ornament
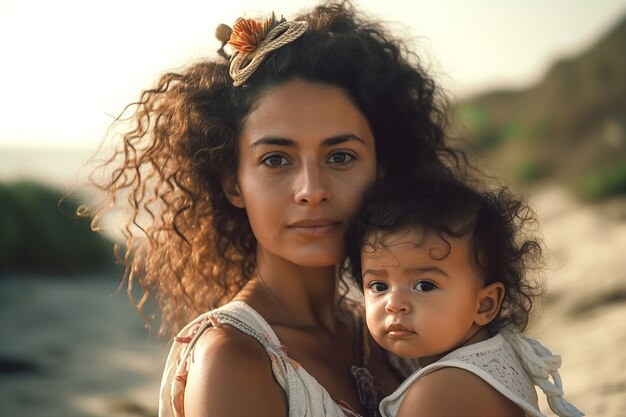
[500,327,584,417]
[224,13,308,86]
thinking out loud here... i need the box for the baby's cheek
[364,303,382,335]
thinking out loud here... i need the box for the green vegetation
[575,161,626,200]
[472,130,502,152]
[0,181,115,275]
[455,103,489,132]
[455,103,535,152]
[514,161,550,184]
[454,16,626,202]
[455,103,502,151]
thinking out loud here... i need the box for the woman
[91,2,461,416]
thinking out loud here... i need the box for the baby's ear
[221,175,245,208]
[475,282,505,326]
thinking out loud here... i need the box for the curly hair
[344,172,544,334]
[89,0,463,336]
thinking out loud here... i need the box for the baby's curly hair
[90,1,463,336]
[345,172,545,334]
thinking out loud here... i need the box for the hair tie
[222,13,308,87]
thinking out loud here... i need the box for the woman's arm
[397,368,525,417]
[183,325,288,417]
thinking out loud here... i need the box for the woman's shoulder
[397,367,525,417]
[183,314,288,416]
[184,300,284,384]
[159,301,288,417]
[188,321,277,388]
[191,319,269,363]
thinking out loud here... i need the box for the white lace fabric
[380,332,583,417]
[159,301,360,417]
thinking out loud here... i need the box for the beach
[530,186,626,417]
[0,185,625,417]
[0,276,167,417]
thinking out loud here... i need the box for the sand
[0,276,167,417]
[528,186,626,417]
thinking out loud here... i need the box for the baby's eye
[414,281,436,292]
[261,153,291,167]
[326,150,356,165]
[367,281,388,293]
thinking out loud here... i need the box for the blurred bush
[514,160,551,184]
[454,15,626,200]
[575,162,626,200]
[0,181,115,275]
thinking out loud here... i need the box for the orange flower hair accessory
[228,13,279,53]
[225,13,308,86]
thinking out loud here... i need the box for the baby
[346,175,583,417]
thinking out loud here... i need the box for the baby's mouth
[386,323,414,338]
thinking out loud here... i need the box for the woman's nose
[385,290,411,314]
[294,162,330,205]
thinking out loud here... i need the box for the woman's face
[226,79,377,268]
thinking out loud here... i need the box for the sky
[1,0,625,150]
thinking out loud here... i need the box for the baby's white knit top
[380,331,583,417]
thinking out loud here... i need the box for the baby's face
[361,228,485,364]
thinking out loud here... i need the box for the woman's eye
[261,153,290,167]
[326,150,356,165]
[414,281,436,292]
[368,281,388,293]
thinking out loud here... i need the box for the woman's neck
[236,250,342,334]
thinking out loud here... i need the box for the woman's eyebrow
[322,134,365,146]
[249,136,295,148]
[249,134,365,148]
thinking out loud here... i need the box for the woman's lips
[386,323,414,338]
[287,219,341,235]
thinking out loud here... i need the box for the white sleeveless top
[158,300,417,417]
[380,332,583,417]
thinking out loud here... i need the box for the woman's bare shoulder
[183,324,287,417]
[397,367,525,417]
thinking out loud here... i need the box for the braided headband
[221,13,308,87]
